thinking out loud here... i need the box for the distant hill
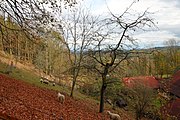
[152,46,180,50]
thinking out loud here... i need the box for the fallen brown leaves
[0,74,109,120]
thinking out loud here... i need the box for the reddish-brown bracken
[0,74,109,120]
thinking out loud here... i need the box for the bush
[79,82,101,98]
[104,77,123,103]
[123,83,156,120]
[79,77,123,102]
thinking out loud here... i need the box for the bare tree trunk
[45,46,48,75]
[70,68,80,97]
[99,79,106,113]
[0,29,3,51]
[99,64,109,113]
[70,78,76,97]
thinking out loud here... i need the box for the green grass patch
[0,61,71,91]
[0,61,99,104]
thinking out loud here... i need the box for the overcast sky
[82,0,180,48]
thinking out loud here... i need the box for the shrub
[79,82,101,98]
[124,83,156,120]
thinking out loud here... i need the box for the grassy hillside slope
[0,56,133,120]
[0,73,109,120]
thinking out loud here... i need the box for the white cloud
[134,30,180,48]
[84,0,180,48]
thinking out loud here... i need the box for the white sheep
[40,78,49,84]
[107,111,121,120]
[40,78,44,83]
[57,92,65,104]
[43,79,49,84]
[52,82,55,86]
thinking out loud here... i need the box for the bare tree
[87,1,155,113]
[153,39,179,78]
[164,39,180,73]
[0,0,81,39]
[61,7,97,97]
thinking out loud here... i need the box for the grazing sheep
[52,83,55,86]
[107,111,121,120]
[43,79,49,84]
[40,78,43,83]
[40,78,49,84]
[57,92,65,104]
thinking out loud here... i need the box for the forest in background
[0,15,179,80]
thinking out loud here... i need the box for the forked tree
[88,0,156,113]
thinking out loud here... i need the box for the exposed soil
[0,74,110,120]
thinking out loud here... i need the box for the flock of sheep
[40,78,121,120]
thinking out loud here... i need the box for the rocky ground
[0,74,110,120]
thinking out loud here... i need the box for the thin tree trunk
[70,79,76,97]
[45,46,48,75]
[70,68,80,97]
[0,30,3,51]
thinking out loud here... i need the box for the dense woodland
[0,0,180,119]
